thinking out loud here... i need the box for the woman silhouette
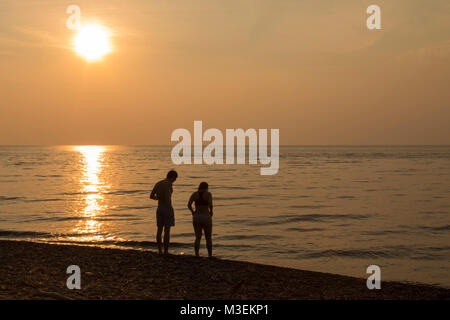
[188,182,213,257]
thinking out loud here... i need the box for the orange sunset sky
[1,0,450,145]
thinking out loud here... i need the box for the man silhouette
[150,170,178,254]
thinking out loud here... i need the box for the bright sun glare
[73,24,112,62]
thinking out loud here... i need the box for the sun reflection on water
[73,146,108,241]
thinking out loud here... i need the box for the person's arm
[187,193,195,215]
[150,184,158,200]
[209,192,213,217]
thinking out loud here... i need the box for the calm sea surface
[0,146,449,287]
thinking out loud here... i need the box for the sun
[73,23,112,62]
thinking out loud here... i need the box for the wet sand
[0,240,448,300]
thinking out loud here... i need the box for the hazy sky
[1,0,450,145]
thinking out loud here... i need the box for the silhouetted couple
[150,170,213,257]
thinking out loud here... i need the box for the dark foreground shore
[0,240,448,300]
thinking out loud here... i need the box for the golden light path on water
[72,146,109,241]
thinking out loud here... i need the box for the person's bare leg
[163,226,171,254]
[193,222,202,257]
[204,224,213,257]
[156,226,163,254]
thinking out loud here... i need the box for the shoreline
[1,240,449,300]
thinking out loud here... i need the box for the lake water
[0,145,449,287]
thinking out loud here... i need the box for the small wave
[286,227,324,232]
[24,198,64,202]
[298,249,396,259]
[24,214,143,223]
[106,189,147,195]
[0,196,23,201]
[288,205,333,209]
[280,213,370,223]
[213,196,254,201]
[102,213,140,217]
[96,217,144,222]
[0,229,111,239]
[59,191,98,196]
[361,230,403,236]
[224,213,371,226]
[0,230,52,238]
[21,216,80,223]
[298,245,450,260]
[419,211,448,215]
[114,240,255,250]
[218,234,281,241]
[109,240,192,249]
[222,218,254,225]
[421,225,450,231]
[42,239,255,250]
[35,174,63,178]
[111,206,152,211]
[219,186,249,190]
